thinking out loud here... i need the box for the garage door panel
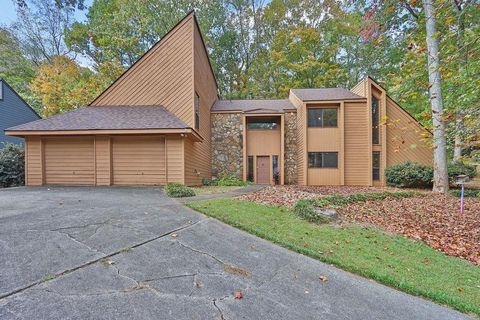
[112,136,166,185]
[44,137,95,185]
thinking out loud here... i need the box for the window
[247,156,254,182]
[247,117,279,130]
[308,152,338,168]
[307,108,337,128]
[372,151,380,180]
[372,95,379,144]
[194,92,200,130]
[272,155,279,184]
[0,81,3,100]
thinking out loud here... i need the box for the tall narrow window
[372,151,380,181]
[247,156,254,182]
[272,155,279,184]
[372,95,379,144]
[194,92,200,130]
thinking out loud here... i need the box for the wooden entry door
[256,156,270,184]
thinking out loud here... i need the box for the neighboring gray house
[0,79,40,146]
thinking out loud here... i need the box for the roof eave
[5,128,203,142]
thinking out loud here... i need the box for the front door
[256,156,270,184]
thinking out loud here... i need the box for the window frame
[194,92,200,130]
[372,95,380,144]
[307,152,339,169]
[307,108,338,128]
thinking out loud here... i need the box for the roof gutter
[5,128,204,142]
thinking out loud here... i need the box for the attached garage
[112,136,166,185]
[5,105,203,186]
[44,137,95,185]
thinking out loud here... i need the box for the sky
[0,0,93,26]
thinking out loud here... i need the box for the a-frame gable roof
[90,11,217,128]
[91,11,217,107]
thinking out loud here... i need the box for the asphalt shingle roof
[212,99,296,112]
[6,105,189,131]
[291,88,364,101]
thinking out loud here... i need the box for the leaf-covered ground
[239,185,401,207]
[339,194,480,266]
[239,185,480,266]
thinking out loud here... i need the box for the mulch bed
[239,185,480,266]
[238,185,396,207]
[339,195,480,266]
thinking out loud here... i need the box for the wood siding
[184,19,218,185]
[112,136,166,185]
[308,169,340,185]
[44,137,95,185]
[344,101,370,185]
[350,78,367,97]
[95,136,111,185]
[307,128,340,150]
[25,136,43,185]
[166,135,184,184]
[386,97,432,166]
[91,16,196,127]
[246,129,281,155]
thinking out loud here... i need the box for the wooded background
[1,0,478,165]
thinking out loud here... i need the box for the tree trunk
[453,3,467,162]
[423,0,449,193]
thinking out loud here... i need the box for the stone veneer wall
[211,113,243,178]
[284,112,298,184]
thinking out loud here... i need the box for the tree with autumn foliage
[31,56,124,117]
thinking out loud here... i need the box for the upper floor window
[308,152,338,168]
[247,117,279,130]
[372,95,379,144]
[194,92,200,130]
[307,108,337,128]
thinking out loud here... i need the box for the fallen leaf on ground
[234,291,243,299]
[319,275,328,282]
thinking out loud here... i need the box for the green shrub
[450,189,480,198]
[201,178,215,186]
[293,200,332,224]
[216,173,250,186]
[448,162,477,182]
[385,162,433,188]
[0,143,25,188]
[165,183,195,197]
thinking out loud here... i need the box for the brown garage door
[44,137,95,185]
[112,136,166,185]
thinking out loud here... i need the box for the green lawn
[186,199,480,317]
[190,186,241,195]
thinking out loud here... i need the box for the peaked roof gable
[90,11,217,128]
[0,79,40,118]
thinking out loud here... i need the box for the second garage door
[112,136,166,185]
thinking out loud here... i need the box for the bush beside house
[165,183,195,197]
[0,143,25,187]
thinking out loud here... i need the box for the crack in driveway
[0,219,205,301]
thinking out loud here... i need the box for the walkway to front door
[256,156,270,184]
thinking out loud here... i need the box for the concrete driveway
[0,187,470,320]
